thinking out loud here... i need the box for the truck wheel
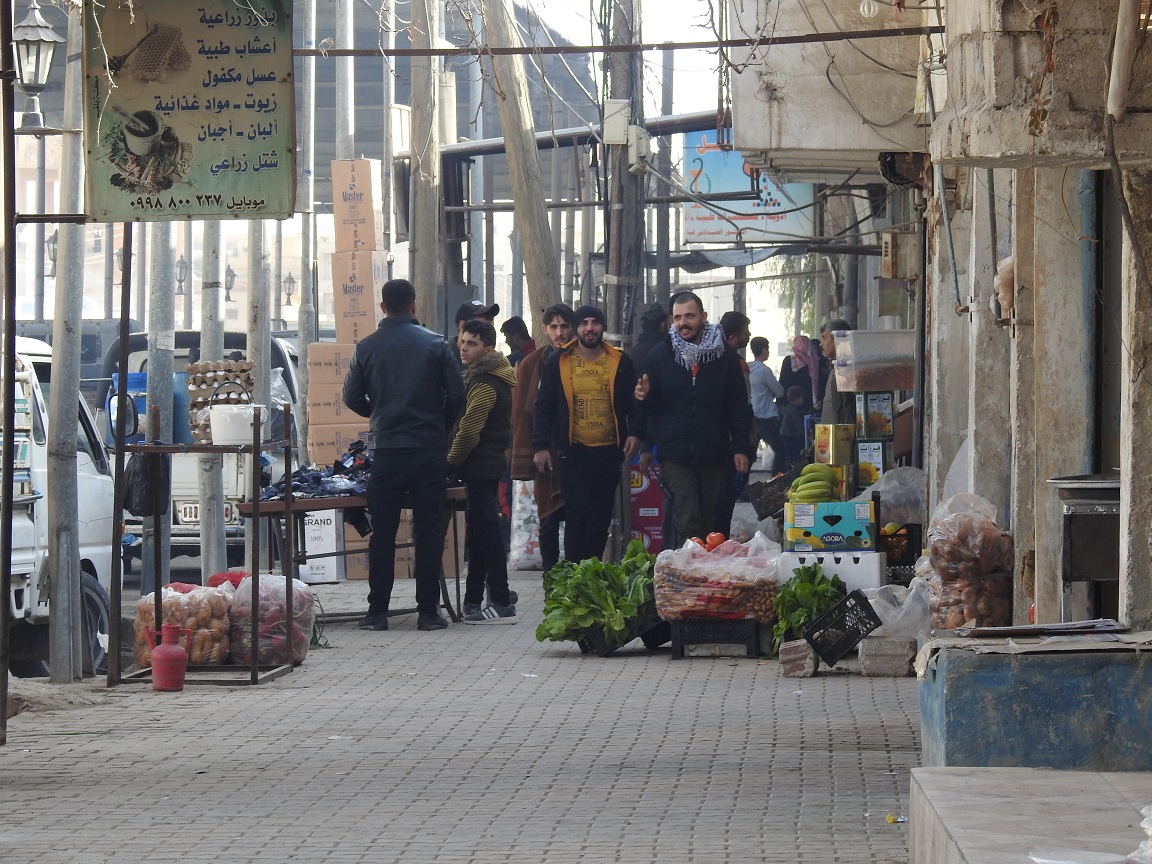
[226,545,245,569]
[81,572,111,676]
[7,621,50,678]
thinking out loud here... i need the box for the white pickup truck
[6,337,117,676]
[97,331,300,571]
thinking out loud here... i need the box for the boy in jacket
[634,292,754,544]
[532,305,640,563]
[450,319,519,624]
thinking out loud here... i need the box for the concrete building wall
[730,0,927,176]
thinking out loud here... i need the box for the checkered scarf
[670,322,726,371]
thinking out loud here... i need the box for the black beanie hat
[572,305,606,328]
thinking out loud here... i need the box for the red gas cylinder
[149,624,191,692]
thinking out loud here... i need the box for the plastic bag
[851,466,926,527]
[653,532,782,623]
[926,494,1013,630]
[268,366,296,442]
[508,480,543,571]
[229,575,315,666]
[133,583,235,667]
[123,451,171,517]
[864,577,930,639]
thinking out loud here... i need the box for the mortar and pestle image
[110,103,166,157]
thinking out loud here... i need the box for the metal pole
[656,45,673,308]
[469,16,485,293]
[183,222,193,330]
[336,0,354,160]
[141,222,174,596]
[135,224,147,322]
[198,219,226,577]
[382,0,395,280]
[106,220,133,687]
[103,222,114,320]
[297,0,318,463]
[246,220,271,573]
[510,227,523,317]
[2,0,18,741]
[46,0,85,680]
[34,135,44,319]
[410,0,442,327]
[274,220,283,329]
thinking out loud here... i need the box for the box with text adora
[784,500,877,552]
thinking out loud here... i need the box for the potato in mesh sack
[229,575,315,666]
[653,532,782,623]
[133,582,234,667]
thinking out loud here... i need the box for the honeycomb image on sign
[105,23,192,83]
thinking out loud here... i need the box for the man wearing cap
[454,299,500,351]
[532,305,641,563]
[500,316,536,367]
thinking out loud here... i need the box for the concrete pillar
[1030,168,1094,623]
[966,170,1012,523]
[1118,169,1152,629]
[925,207,971,512]
[1010,170,1038,623]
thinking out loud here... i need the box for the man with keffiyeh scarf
[634,292,755,545]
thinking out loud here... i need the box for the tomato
[705,532,726,551]
[689,536,706,548]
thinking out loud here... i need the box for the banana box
[784,500,877,552]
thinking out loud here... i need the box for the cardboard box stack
[331,158,387,344]
[305,342,370,467]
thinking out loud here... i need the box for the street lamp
[174,254,188,296]
[282,272,296,307]
[12,0,65,130]
[44,228,57,277]
[224,264,236,302]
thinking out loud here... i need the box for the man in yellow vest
[531,305,640,563]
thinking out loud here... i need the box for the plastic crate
[670,617,759,659]
[577,598,669,657]
[746,468,802,520]
[877,524,922,567]
[801,589,883,667]
[832,330,916,364]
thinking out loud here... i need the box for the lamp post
[44,228,57,278]
[224,264,236,302]
[175,254,188,296]
[12,0,64,321]
[282,272,295,330]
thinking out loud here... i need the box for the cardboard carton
[306,342,358,386]
[784,500,876,551]
[331,159,385,251]
[308,422,371,466]
[330,251,388,344]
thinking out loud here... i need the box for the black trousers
[557,444,621,563]
[365,447,446,616]
[538,507,565,573]
[463,478,511,607]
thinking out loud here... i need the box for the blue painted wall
[920,649,1152,770]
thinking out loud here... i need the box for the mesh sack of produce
[926,493,1015,582]
[133,582,235,667]
[653,532,782,623]
[927,569,1013,630]
[229,575,315,666]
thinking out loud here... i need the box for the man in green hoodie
[450,319,519,624]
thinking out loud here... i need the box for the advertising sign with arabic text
[683,130,814,245]
[84,0,295,221]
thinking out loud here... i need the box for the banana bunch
[786,463,841,504]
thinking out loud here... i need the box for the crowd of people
[341,277,846,632]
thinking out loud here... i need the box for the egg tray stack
[186,360,255,444]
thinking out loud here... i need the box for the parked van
[6,337,117,676]
[97,332,301,569]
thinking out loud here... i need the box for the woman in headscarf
[778,334,827,416]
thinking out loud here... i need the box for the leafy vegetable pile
[770,563,846,655]
[535,540,656,648]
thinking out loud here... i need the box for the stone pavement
[1,571,920,863]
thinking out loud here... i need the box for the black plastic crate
[746,468,802,520]
[877,524,922,567]
[577,598,669,657]
[801,589,883,667]
[670,617,759,659]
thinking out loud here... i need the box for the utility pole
[605,0,644,332]
[655,45,674,308]
[197,219,227,578]
[480,0,559,332]
[46,0,83,680]
[410,0,442,327]
[297,0,318,463]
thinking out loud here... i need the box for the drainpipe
[1078,171,1099,469]
[1107,0,1140,121]
[926,85,964,314]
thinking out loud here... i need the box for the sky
[524,0,721,116]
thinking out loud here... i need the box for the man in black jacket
[532,305,640,563]
[343,279,466,632]
[634,291,754,544]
